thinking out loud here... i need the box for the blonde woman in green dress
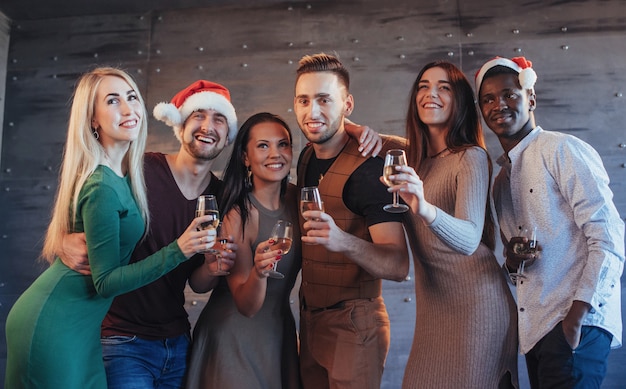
[5,67,215,389]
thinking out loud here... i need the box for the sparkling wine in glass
[266,220,293,279]
[300,186,324,220]
[382,149,409,213]
[208,223,230,276]
[196,195,219,252]
[509,226,538,284]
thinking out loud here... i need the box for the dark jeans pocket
[100,335,137,345]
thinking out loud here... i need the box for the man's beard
[304,118,340,145]
[184,141,222,161]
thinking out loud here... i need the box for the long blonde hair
[41,67,150,263]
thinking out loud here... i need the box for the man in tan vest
[294,52,409,389]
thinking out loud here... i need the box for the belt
[308,300,346,314]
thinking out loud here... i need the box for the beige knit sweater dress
[402,147,518,389]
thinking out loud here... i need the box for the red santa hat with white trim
[153,80,238,143]
[475,56,537,94]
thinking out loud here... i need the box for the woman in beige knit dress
[385,61,519,388]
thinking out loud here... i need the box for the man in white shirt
[476,56,624,388]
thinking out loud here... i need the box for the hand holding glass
[207,223,230,276]
[266,220,293,279]
[509,226,538,284]
[195,195,219,253]
[300,186,324,219]
[382,149,409,213]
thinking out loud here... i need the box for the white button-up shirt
[493,126,624,354]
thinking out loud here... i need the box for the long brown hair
[405,61,495,250]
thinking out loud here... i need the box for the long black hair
[220,112,293,235]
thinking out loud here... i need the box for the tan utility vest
[298,135,406,309]
[297,135,406,309]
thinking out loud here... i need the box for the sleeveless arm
[223,208,269,317]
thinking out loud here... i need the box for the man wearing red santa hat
[61,78,381,388]
[62,79,239,388]
[476,56,624,388]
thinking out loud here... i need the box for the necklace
[429,148,451,159]
[311,154,336,185]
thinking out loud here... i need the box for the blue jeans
[101,334,191,389]
[525,322,612,389]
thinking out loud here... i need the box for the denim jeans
[101,333,191,389]
[525,322,612,389]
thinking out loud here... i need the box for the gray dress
[186,185,302,389]
[402,147,519,389]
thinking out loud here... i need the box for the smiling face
[180,109,229,161]
[416,66,453,132]
[92,75,142,147]
[244,120,293,188]
[293,72,353,146]
[478,72,536,151]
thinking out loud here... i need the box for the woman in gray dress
[386,61,519,388]
[186,112,302,389]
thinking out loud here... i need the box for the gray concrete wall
[0,12,8,168]
[1,1,625,387]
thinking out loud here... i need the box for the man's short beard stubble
[303,118,341,146]
[183,138,223,161]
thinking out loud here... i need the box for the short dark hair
[295,53,350,91]
[479,65,519,94]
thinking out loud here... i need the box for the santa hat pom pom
[518,67,537,90]
[153,102,183,128]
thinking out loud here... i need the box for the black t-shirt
[301,149,404,226]
[101,152,223,339]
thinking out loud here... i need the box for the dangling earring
[92,128,100,140]
[245,166,253,190]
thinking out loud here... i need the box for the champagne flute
[509,226,538,284]
[195,195,219,253]
[207,223,230,276]
[300,186,324,219]
[382,149,409,213]
[266,220,293,279]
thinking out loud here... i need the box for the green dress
[5,166,187,389]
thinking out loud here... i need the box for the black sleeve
[343,157,405,226]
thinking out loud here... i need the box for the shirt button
[519,307,525,312]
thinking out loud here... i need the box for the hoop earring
[92,128,100,140]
